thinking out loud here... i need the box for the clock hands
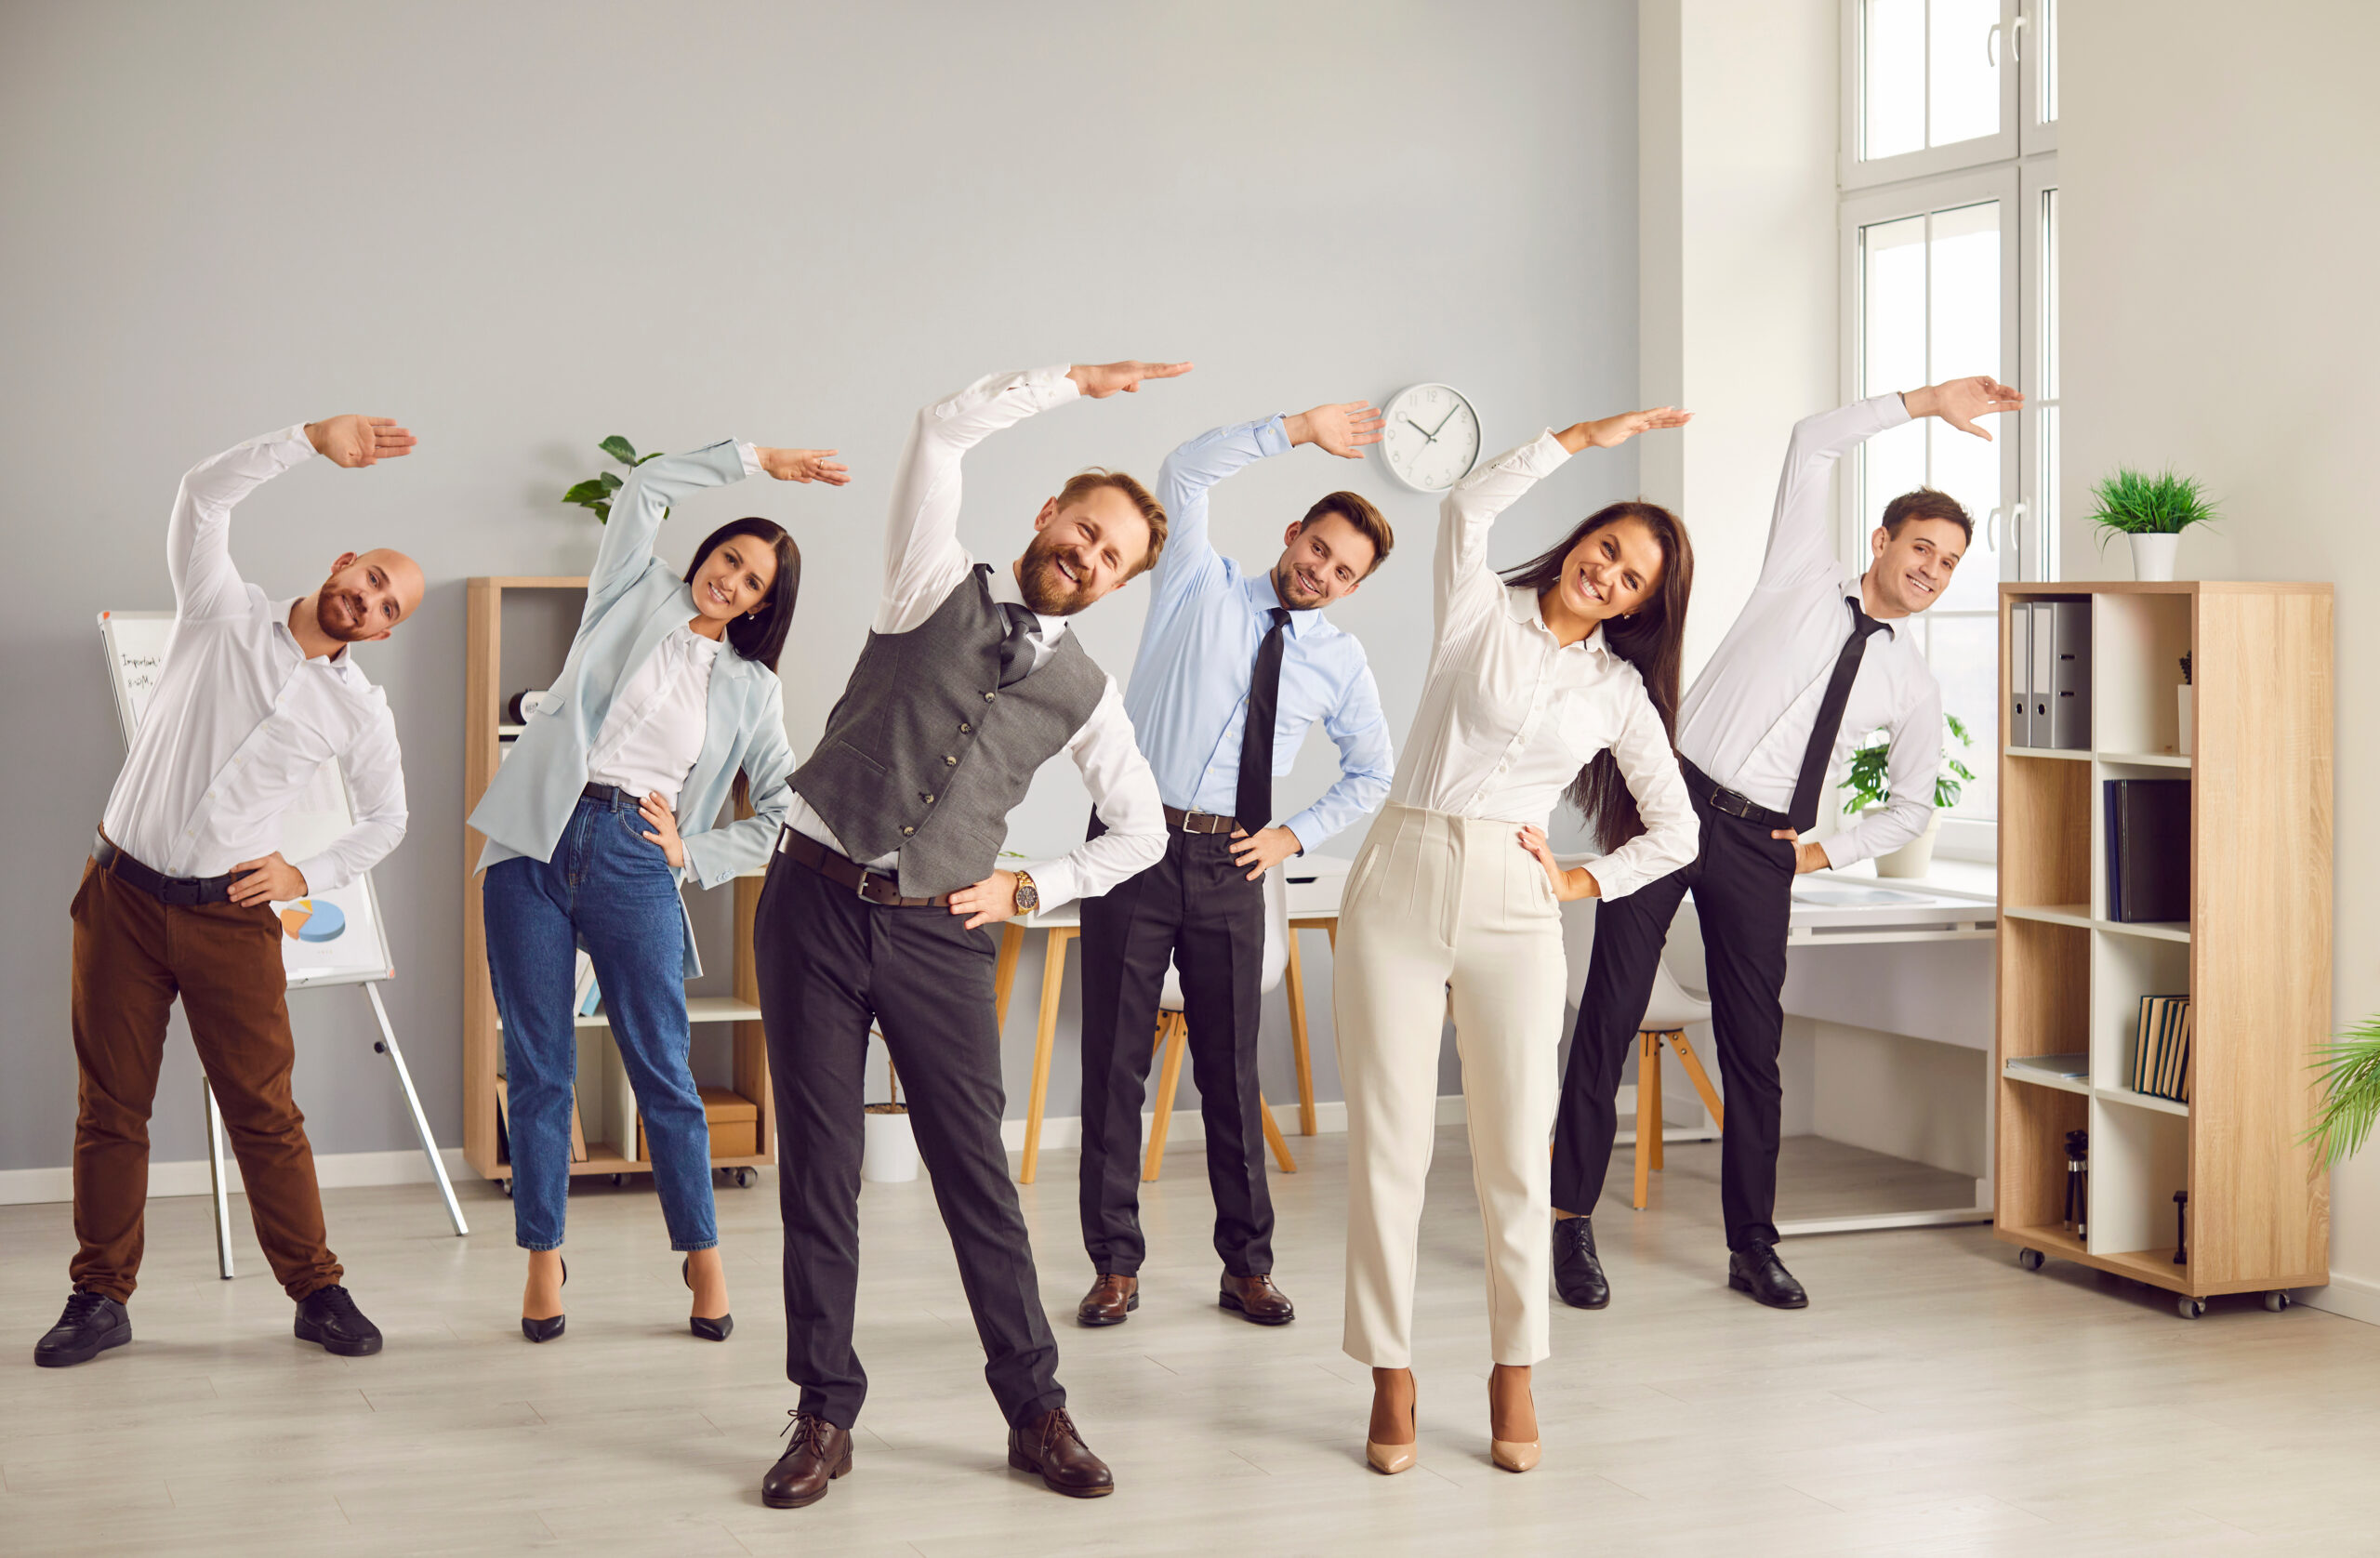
[1404,417,1437,444]
[1425,403,1462,440]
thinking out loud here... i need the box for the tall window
[1839,0,2056,851]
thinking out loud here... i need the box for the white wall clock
[1376,382,1483,493]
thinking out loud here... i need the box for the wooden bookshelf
[1996,582,2331,1316]
[461,576,774,1191]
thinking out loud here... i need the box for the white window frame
[2018,0,2059,155]
[1839,0,2021,191]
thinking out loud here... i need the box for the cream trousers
[1332,803,1568,1368]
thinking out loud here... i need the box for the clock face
[1378,383,1482,493]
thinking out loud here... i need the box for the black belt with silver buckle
[93,833,236,906]
[1680,761,1792,831]
[1164,805,1239,835]
[776,828,954,908]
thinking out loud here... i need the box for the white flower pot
[1873,813,1942,878]
[862,1107,919,1182]
[2129,532,2180,582]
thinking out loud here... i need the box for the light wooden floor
[5,1128,2378,1557]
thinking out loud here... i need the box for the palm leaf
[2304,1018,2380,1166]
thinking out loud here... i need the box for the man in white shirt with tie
[1549,375,2020,1312]
[39,416,422,1370]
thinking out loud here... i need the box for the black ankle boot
[1553,1217,1609,1310]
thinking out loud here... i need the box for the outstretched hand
[1067,361,1195,399]
[757,447,851,484]
[1284,401,1384,460]
[1554,406,1694,455]
[306,416,416,469]
[1906,376,2023,441]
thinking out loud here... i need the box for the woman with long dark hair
[469,437,846,1344]
[1331,407,1700,1475]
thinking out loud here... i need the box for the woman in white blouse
[1332,406,1699,1474]
[469,437,846,1344]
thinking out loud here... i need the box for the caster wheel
[2265,1291,2291,1313]
[2177,1297,2205,1319]
[734,1168,757,1188]
[499,1178,513,1198]
[611,1173,625,1188]
[2018,1248,2045,1272]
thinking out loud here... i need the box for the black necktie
[997,602,1038,688]
[1787,596,1888,834]
[1236,608,1293,830]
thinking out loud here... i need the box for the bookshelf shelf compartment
[1994,582,2331,1307]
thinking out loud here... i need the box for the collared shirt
[1385,431,1698,902]
[1126,415,1394,851]
[99,425,407,893]
[787,364,1165,908]
[1674,395,1942,866]
[585,620,721,812]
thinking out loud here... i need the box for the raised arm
[1152,400,1382,609]
[168,416,415,622]
[587,440,844,616]
[879,360,1190,634]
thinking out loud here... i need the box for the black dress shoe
[522,1258,566,1342]
[1008,1407,1115,1498]
[33,1290,131,1368]
[762,1410,853,1509]
[682,1255,732,1341]
[1553,1217,1609,1310]
[1726,1243,1809,1309]
[295,1284,385,1355]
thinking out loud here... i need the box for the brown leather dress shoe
[1076,1274,1139,1327]
[1218,1273,1295,1325]
[1008,1407,1115,1498]
[761,1410,853,1509]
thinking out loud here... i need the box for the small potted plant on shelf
[562,436,666,523]
[2088,468,2220,582]
[862,1041,919,1183]
[1838,714,1977,878]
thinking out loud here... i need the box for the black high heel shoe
[521,1257,566,1343]
[682,1255,733,1341]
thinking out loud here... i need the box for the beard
[1271,557,1329,611]
[312,586,376,643]
[1016,533,1098,616]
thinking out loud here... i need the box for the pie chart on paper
[277,899,348,944]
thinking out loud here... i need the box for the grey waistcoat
[793,565,1108,897]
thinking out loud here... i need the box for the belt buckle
[852,867,877,902]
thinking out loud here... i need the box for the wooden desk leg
[1019,927,1075,1185]
[993,923,1024,1033]
[1282,929,1319,1136]
[1667,1031,1726,1131]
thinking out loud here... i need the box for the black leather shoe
[1008,1407,1115,1498]
[1726,1244,1809,1309]
[522,1258,566,1342]
[1553,1217,1609,1310]
[762,1410,852,1509]
[295,1284,385,1355]
[33,1290,131,1368]
[682,1255,732,1340]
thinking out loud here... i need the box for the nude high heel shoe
[1489,1367,1540,1473]
[1366,1371,1417,1474]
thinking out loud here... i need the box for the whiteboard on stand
[98,610,396,989]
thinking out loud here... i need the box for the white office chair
[1143,869,1298,1180]
[1555,889,1726,1210]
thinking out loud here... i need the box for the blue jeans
[485,792,718,1253]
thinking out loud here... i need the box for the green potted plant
[562,436,665,523]
[1838,714,1977,878]
[2088,468,2220,582]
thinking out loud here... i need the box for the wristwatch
[1012,870,1039,914]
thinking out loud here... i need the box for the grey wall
[0,0,1639,1171]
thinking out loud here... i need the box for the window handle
[1987,506,2002,551]
[2011,13,2027,62]
[1987,21,2003,68]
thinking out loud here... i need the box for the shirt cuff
[1280,809,1326,854]
[735,442,762,479]
[1875,392,1916,430]
[1256,414,1292,458]
[288,851,344,896]
[1016,858,1077,916]
[277,424,317,465]
[1522,429,1576,473]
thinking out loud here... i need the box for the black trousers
[1077,827,1273,1279]
[1551,775,1796,1249]
[754,852,1064,1431]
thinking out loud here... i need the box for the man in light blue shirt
[1075,400,1397,1329]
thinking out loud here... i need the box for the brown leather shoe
[761,1410,853,1509]
[1076,1274,1139,1327]
[1218,1272,1295,1326]
[1008,1406,1115,1498]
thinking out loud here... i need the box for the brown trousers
[69,855,342,1302]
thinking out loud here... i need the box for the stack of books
[2130,994,2192,1102]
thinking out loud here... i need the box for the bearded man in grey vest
[755,361,1183,1510]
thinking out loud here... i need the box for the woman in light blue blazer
[470,436,848,1343]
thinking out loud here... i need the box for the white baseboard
[0,1147,470,1208]
[2296,1271,2380,1327]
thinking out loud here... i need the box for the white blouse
[1385,430,1699,902]
[587,621,721,812]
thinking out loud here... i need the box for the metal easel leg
[366,983,469,1236]
[204,1078,235,1280]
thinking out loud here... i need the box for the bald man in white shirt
[39,415,424,1370]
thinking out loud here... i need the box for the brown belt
[777,828,954,907]
[1164,805,1241,835]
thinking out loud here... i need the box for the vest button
[959,722,972,733]
[901,825,916,836]
[922,793,935,803]
[985,692,998,702]
[944,755,957,765]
